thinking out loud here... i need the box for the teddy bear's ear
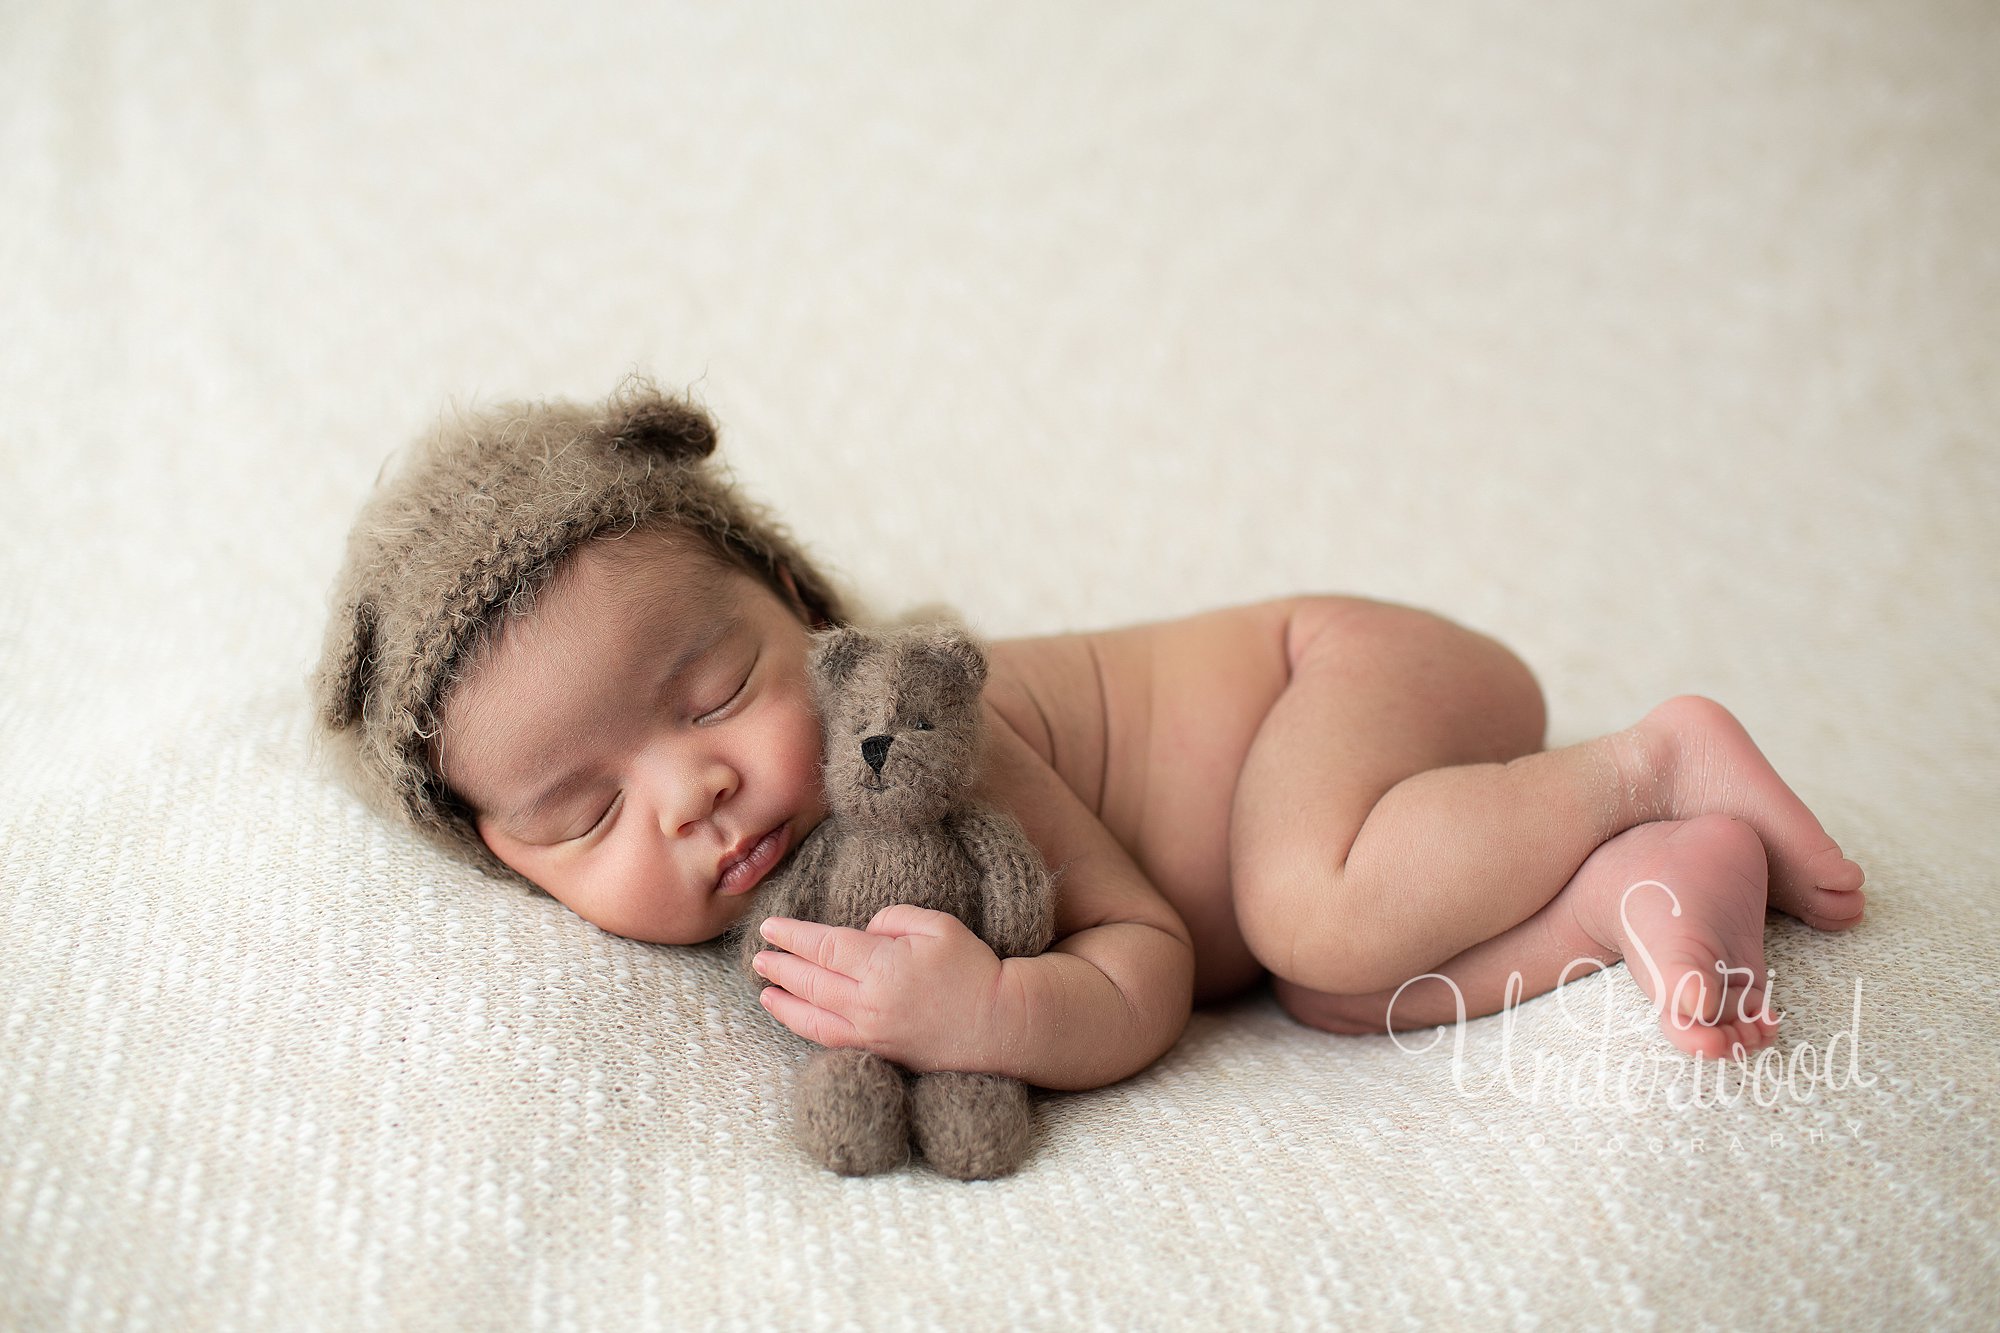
[808,626,875,694]
[604,376,718,462]
[915,626,988,704]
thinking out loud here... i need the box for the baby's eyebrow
[500,607,743,838]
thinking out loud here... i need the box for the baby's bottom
[1229,601,1866,1059]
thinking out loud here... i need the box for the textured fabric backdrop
[3,2,1997,1329]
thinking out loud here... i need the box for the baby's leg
[1230,600,1865,999]
[1275,815,1779,1059]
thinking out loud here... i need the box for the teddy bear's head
[808,623,988,828]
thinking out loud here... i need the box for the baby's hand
[752,906,1015,1074]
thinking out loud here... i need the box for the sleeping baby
[309,376,1867,1092]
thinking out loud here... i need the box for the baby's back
[983,597,1304,1005]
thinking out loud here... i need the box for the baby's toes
[1721,981,1781,1052]
[1660,1004,1775,1061]
[1789,882,1867,932]
[1805,846,1866,895]
[1654,963,1779,1059]
[1662,961,1726,1028]
[1770,849,1865,930]
[1659,1013,1736,1060]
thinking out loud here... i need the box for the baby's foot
[1569,814,1779,1059]
[1628,695,1866,932]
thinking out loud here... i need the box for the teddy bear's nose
[861,734,894,773]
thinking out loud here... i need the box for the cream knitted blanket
[3,2,1995,1327]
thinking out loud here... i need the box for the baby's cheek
[786,701,828,765]
[779,704,832,815]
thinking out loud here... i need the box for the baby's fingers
[760,916,878,978]
[752,948,861,1015]
[757,980,861,1050]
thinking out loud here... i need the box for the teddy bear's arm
[730,825,835,989]
[950,803,1059,960]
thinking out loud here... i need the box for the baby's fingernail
[751,952,769,970]
[760,919,781,940]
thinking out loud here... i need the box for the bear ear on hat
[605,375,718,462]
[313,595,379,731]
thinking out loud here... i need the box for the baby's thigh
[1227,596,1548,981]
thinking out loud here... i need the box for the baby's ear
[808,626,875,697]
[604,375,717,462]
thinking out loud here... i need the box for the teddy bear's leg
[908,1072,1034,1180]
[794,1049,910,1176]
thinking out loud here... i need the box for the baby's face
[434,528,828,944]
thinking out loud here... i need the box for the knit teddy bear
[734,621,1058,1179]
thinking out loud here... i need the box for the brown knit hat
[307,373,854,887]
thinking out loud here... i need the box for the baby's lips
[716,823,789,895]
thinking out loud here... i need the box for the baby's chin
[585,912,737,949]
[683,894,758,948]
[515,871,748,948]
[684,903,744,946]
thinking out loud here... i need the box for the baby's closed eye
[563,656,760,843]
[693,660,755,723]
[569,797,620,842]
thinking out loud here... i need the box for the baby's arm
[749,704,1194,1092]
[972,702,1196,1092]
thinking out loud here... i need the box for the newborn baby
[311,377,1867,1090]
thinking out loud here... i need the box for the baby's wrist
[980,957,1037,1082]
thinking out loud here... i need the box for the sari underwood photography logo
[1385,879,1876,1111]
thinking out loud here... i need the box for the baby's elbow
[1150,911,1198,1017]
[1157,923,1197,1013]
[1123,923,1196,1066]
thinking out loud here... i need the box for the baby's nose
[861,734,893,773]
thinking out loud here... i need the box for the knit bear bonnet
[307,375,853,888]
